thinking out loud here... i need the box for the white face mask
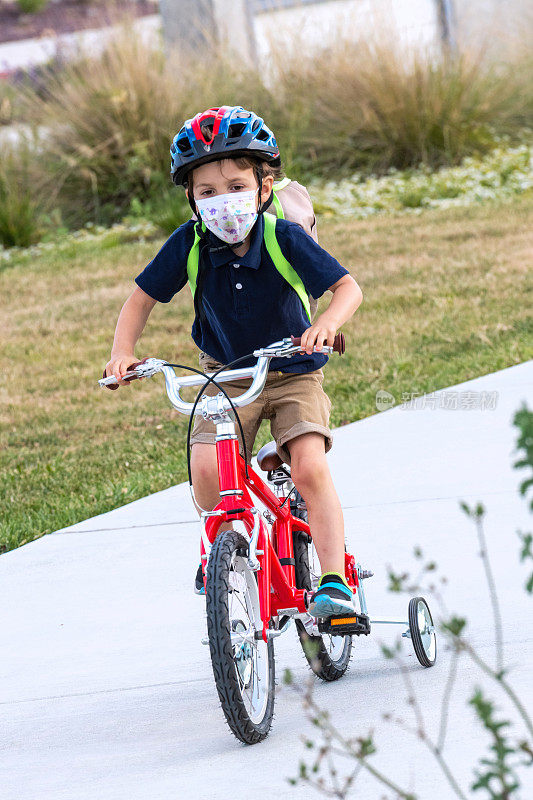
[195,189,259,245]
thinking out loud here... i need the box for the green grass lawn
[2,198,532,551]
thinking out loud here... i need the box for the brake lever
[253,338,334,359]
[98,357,166,389]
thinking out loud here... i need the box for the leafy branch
[284,667,417,800]
[288,405,533,798]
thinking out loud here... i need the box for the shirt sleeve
[134,220,195,303]
[275,219,349,299]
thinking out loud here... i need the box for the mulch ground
[0,0,158,43]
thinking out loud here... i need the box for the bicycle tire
[206,530,275,744]
[408,596,437,668]
[293,531,352,681]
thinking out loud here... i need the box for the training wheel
[408,597,437,667]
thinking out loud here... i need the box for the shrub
[269,34,533,175]
[0,140,45,248]
[22,27,255,227]
[13,16,533,235]
[128,188,191,236]
[17,0,48,13]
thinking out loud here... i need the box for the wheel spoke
[293,534,351,677]
[207,532,273,743]
[226,553,269,723]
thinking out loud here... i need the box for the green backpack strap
[186,224,202,297]
[263,213,311,322]
[271,191,284,219]
[271,177,291,220]
[273,177,291,192]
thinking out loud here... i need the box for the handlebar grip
[101,357,150,390]
[290,332,345,355]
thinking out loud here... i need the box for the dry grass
[22,26,254,225]
[1,197,532,550]
[270,35,532,175]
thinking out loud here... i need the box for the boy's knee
[289,438,330,493]
[292,459,329,492]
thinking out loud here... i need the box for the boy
[105,106,363,618]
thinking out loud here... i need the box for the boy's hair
[186,154,283,194]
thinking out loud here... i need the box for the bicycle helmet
[170,105,280,186]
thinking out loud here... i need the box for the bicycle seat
[256,441,284,471]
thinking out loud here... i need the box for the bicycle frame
[99,338,437,689]
[201,433,360,643]
[99,339,365,643]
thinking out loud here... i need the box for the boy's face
[187,159,274,211]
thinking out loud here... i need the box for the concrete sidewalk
[1,361,532,799]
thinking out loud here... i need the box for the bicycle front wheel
[206,530,275,744]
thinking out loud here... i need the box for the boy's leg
[189,373,264,592]
[288,432,354,616]
[287,432,345,575]
[191,443,236,594]
[190,443,226,514]
[269,371,355,616]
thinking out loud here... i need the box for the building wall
[453,0,532,54]
[252,0,440,62]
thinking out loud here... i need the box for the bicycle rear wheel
[206,530,275,744]
[293,531,352,681]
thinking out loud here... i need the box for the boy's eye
[198,184,248,197]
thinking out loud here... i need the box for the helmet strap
[187,188,198,219]
[263,188,274,213]
[256,169,264,215]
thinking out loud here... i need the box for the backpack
[264,178,319,321]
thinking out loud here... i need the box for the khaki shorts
[190,351,333,464]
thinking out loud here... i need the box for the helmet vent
[176,138,192,154]
[228,122,246,138]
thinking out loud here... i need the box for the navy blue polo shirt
[135,214,349,373]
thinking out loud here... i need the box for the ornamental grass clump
[271,33,532,175]
[0,141,45,248]
[24,28,255,226]
[9,14,533,237]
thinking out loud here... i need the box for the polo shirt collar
[207,214,264,270]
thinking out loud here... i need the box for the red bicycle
[100,335,436,744]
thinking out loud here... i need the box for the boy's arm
[299,274,363,355]
[105,286,158,386]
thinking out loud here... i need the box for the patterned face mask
[195,189,259,245]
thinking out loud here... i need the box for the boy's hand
[105,354,138,387]
[298,314,339,355]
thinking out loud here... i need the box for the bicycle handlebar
[290,332,345,354]
[99,334,346,417]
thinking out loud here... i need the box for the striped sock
[319,571,352,593]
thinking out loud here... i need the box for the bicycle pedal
[318,613,371,637]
